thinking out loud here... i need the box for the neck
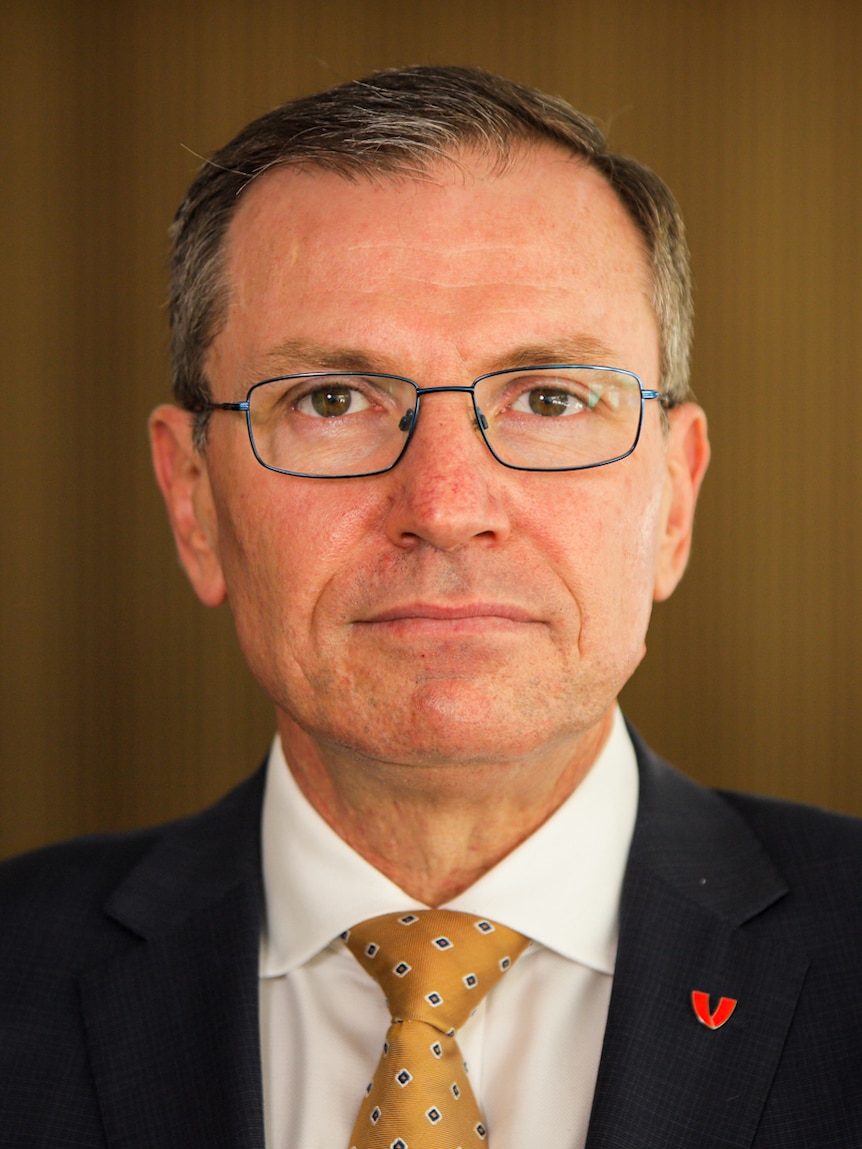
[277,710,614,906]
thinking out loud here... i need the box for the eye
[510,385,589,418]
[296,383,372,418]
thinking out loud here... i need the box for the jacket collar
[585,728,808,1149]
[80,768,267,1149]
[80,733,808,1149]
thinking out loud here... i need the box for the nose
[384,389,512,552]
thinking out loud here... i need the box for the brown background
[2,0,860,859]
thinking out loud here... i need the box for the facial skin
[152,145,709,902]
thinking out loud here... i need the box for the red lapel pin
[691,990,738,1029]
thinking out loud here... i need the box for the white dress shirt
[259,707,638,1148]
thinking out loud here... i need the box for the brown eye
[526,389,584,417]
[312,386,351,416]
[298,385,371,418]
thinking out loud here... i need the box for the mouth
[356,601,540,636]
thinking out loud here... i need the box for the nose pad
[397,394,487,441]
[384,391,510,552]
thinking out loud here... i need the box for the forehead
[209,144,658,384]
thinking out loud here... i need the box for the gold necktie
[343,910,530,1149]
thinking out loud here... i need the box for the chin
[330,681,593,768]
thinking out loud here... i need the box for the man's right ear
[149,405,227,607]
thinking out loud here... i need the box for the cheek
[213,477,384,653]
[535,464,664,645]
[624,477,666,584]
[608,470,667,661]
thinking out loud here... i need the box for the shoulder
[0,825,173,973]
[718,788,862,916]
[0,770,266,1134]
[718,786,862,852]
[628,724,862,933]
[0,827,175,1120]
[630,722,862,870]
[0,764,267,972]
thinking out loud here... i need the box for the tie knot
[344,910,529,1032]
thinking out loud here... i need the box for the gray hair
[170,66,692,440]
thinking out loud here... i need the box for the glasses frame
[201,364,669,479]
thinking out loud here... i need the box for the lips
[354,602,542,640]
[361,601,536,624]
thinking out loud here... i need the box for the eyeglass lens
[245,367,644,477]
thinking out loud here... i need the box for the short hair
[170,65,692,440]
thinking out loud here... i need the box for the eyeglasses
[201,365,669,479]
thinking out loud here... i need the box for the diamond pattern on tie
[344,910,529,1148]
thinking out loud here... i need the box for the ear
[653,402,711,602]
[149,405,227,607]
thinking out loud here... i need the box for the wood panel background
[2,0,860,858]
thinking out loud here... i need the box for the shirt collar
[260,707,638,978]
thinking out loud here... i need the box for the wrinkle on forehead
[227,142,649,273]
[209,143,659,392]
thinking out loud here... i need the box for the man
[2,66,861,1148]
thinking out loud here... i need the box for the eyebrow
[254,340,402,379]
[251,335,625,382]
[482,339,622,373]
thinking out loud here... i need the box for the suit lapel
[585,735,808,1149]
[79,770,267,1149]
[75,736,810,1147]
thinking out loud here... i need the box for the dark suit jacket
[2,731,862,1147]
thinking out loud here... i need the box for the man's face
[156,145,705,768]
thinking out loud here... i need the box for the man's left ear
[653,403,711,602]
